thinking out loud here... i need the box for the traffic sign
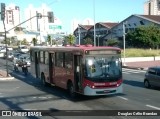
[49,25,62,30]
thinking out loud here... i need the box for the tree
[65,34,75,45]
[84,38,93,45]
[105,39,119,46]
[32,38,37,46]
[126,24,160,49]
[21,38,29,45]
[1,38,11,45]
[47,35,52,45]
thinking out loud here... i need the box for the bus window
[55,52,63,67]
[40,51,44,63]
[85,55,122,79]
[44,52,49,64]
[65,53,73,69]
[30,50,34,62]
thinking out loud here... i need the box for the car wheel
[144,79,151,88]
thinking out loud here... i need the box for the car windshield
[84,55,122,81]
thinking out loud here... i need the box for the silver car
[144,66,160,88]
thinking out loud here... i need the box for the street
[0,58,160,119]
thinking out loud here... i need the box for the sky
[3,0,148,33]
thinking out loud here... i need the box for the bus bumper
[83,84,123,96]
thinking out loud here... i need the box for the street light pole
[93,0,96,46]
[98,35,99,46]
[123,22,126,66]
[3,20,9,77]
[78,24,81,45]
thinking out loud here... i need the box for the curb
[0,76,15,80]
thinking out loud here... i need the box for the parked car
[144,66,160,88]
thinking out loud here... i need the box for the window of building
[128,24,131,27]
[140,20,145,25]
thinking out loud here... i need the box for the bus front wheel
[68,82,76,98]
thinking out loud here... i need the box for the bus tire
[68,82,76,98]
[41,73,47,86]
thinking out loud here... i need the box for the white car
[19,45,29,53]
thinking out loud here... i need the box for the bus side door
[35,51,40,78]
[49,53,55,84]
[74,55,83,92]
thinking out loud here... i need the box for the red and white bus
[30,45,123,97]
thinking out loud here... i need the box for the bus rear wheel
[68,82,76,98]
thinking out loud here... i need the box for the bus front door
[49,53,55,84]
[35,51,40,78]
[74,55,82,92]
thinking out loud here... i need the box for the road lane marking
[122,72,131,74]
[117,96,128,101]
[123,68,146,72]
[146,104,160,110]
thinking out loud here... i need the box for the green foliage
[122,48,160,57]
[65,34,75,45]
[21,38,29,45]
[14,27,23,32]
[1,38,11,45]
[84,38,93,45]
[32,38,37,46]
[52,40,57,45]
[126,24,160,48]
[105,38,119,46]
[47,35,52,45]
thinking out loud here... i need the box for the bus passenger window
[56,52,63,67]
[64,53,73,69]
[44,52,49,64]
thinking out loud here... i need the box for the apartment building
[144,0,160,15]
[0,4,20,34]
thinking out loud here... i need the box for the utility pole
[3,20,9,76]
[93,0,96,46]
[1,3,9,76]
[123,22,127,66]
[78,24,81,45]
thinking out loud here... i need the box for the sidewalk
[123,60,160,70]
[0,69,14,80]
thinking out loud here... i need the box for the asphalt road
[0,58,160,119]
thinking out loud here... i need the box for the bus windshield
[84,55,122,82]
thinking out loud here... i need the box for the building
[74,25,93,45]
[73,22,118,46]
[144,0,160,15]
[0,4,20,35]
[104,14,160,47]
[24,4,63,43]
[71,18,94,35]
[24,4,62,34]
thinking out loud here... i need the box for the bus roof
[30,45,121,52]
